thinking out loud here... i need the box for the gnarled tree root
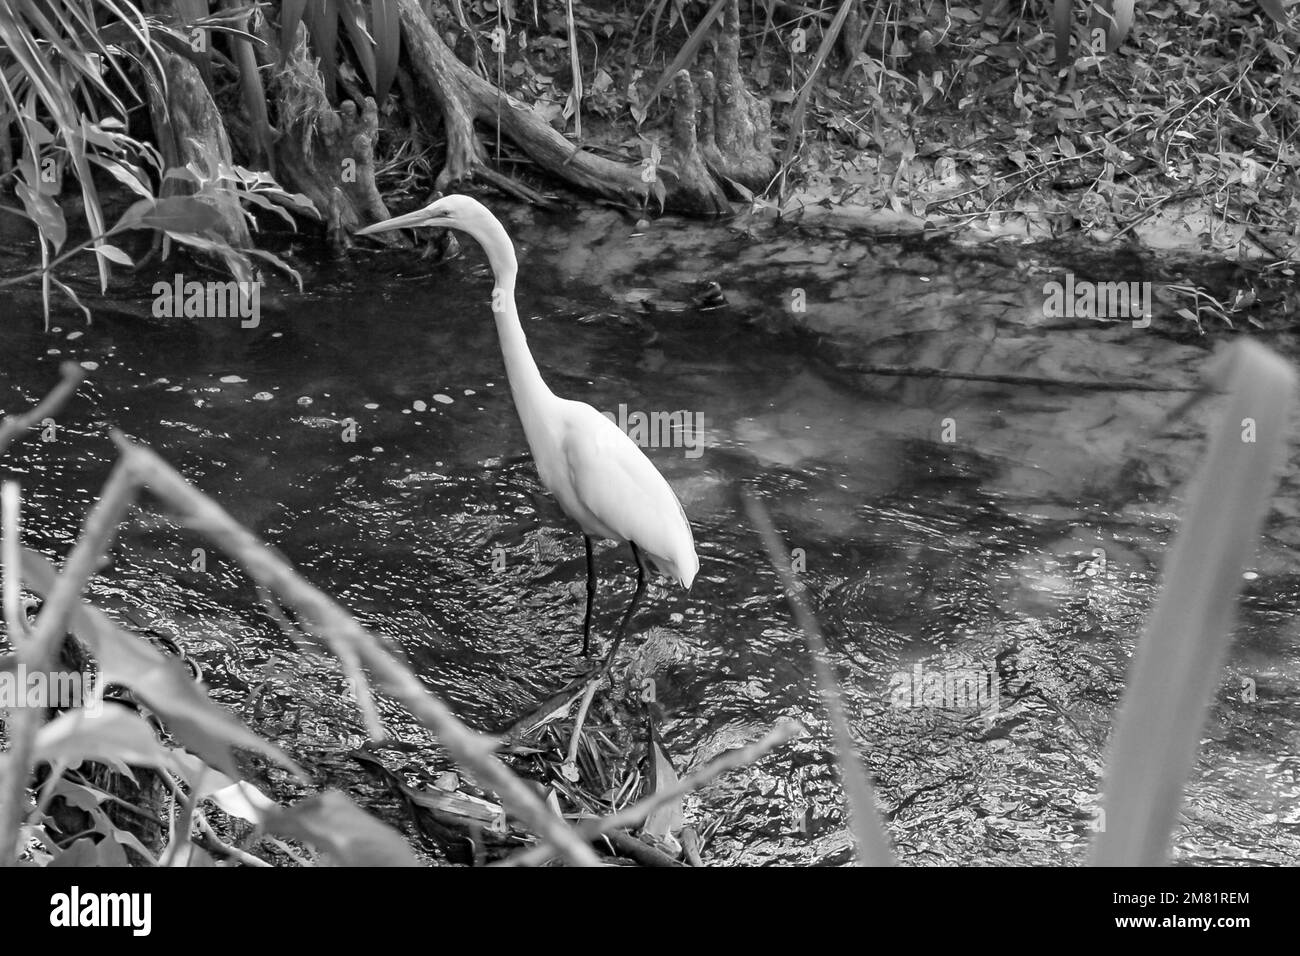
[703,0,777,194]
[396,0,651,205]
[666,72,730,215]
[255,22,390,249]
[395,0,747,216]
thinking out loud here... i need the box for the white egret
[357,195,699,668]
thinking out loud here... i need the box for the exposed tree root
[150,1,779,228]
[703,0,777,194]
[396,0,655,206]
[393,0,770,216]
[665,72,730,216]
[255,23,390,247]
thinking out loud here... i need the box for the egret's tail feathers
[676,551,699,590]
[644,547,698,590]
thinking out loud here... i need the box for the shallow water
[3,205,1299,865]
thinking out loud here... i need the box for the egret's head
[356,194,515,282]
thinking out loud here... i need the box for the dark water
[3,205,1299,865]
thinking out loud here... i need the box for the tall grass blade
[744,491,895,866]
[1092,340,1296,865]
[778,0,856,200]
[1109,0,1135,48]
[565,0,582,138]
[279,0,309,62]
[338,0,378,92]
[305,0,340,97]
[645,0,727,103]
[371,0,400,103]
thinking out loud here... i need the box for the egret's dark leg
[582,534,597,657]
[600,543,647,673]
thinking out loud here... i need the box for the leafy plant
[277,0,401,103]
[0,166,308,326]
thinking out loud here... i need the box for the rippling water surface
[3,206,1299,864]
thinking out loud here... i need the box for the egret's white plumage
[555,399,697,585]
[358,195,698,660]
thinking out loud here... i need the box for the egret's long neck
[482,225,555,439]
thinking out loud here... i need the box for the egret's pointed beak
[355,209,448,236]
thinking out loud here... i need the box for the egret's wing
[559,403,695,577]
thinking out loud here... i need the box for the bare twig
[195,811,271,867]
[743,492,895,867]
[563,678,600,773]
[162,774,201,868]
[336,640,385,743]
[111,433,600,867]
[0,362,86,458]
[263,835,314,867]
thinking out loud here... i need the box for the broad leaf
[15,180,66,251]
[1258,0,1289,25]
[265,791,420,866]
[35,702,177,774]
[21,549,301,781]
[171,751,277,823]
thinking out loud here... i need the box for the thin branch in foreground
[110,432,600,867]
[0,362,86,459]
[0,458,139,866]
[498,718,804,867]
[743,491,895,867]
[2,482,25,647]
[263,836,314,867]
[195,811,271,867]
[160,771,200,868]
